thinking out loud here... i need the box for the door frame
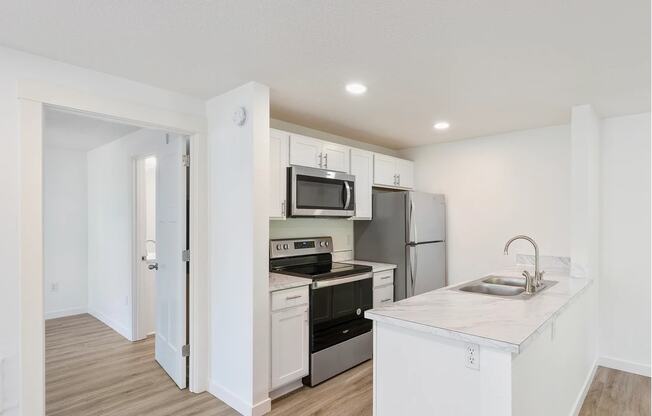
[18,80,210,415]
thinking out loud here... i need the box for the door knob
[148,263,159,270]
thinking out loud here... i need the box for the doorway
[19,83,209,415]
[42,106,195,412]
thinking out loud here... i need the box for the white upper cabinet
[322,142,349,172]
[373,154,398,187]
[270,129,289,219]
[289,134,322,169]
[373,153,414,189]
[289,134,350,173]
[396,158,414,189]
[350,148,373,220]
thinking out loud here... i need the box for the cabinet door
[270,129,289,219]
[270,305,309,389]
[350,148,373,219]
[289,134,322,169]
[396,158,414,189]
[373,284,394,308]
[374,153,397,187]
[322,142,350,173]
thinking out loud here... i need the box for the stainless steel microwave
[288,166,355,217]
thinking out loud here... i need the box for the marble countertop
[343,260,397,272]
[365,266,592,353]
[269,273,312,292]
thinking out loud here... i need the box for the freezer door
[407,192,446,244]
[407,242,446,297]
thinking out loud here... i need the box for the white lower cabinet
[270,286,309,391]
[372,269,395,307]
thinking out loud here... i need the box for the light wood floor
[47,314,649,416]
[579,366,651,416]
[46,314,372,416]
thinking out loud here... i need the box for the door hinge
[182,154,190,167]
[182,344,190,357]
[182,249,190,262]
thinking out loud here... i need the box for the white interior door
[154,134,188,389]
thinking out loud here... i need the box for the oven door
[289,166,355,217]
[310,273,373,353]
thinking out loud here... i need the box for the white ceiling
[2,0,649,149]
[44,108,140,151]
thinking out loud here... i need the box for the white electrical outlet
[465,343,480,370]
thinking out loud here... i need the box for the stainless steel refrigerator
[354,191,446,301]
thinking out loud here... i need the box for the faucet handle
[538,270,546,280]
[522,270,532,279]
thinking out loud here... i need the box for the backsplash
[269,218,354,260]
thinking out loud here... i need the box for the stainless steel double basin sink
[453,275,557,300]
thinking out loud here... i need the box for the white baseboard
[44,306,87,320]
[209,380,271,416]
[269,379,303,400]
[88,308,133,341]
[598,356,651,377]
[571,358,598,416]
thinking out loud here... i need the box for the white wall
[43,146,88,319]
[207,82,271,416]
[87,128,171,340]
[599,112,651,375]
[0,45,203,414]
[402,125,572,284]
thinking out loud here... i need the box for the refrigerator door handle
[408,245,418,297]
[409,193,418,244]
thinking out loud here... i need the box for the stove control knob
[325,241,330,247]
[276,244,282,250]
[319,241,325,247]
[283,244,289,250]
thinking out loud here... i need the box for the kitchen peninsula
[365,264,595,416]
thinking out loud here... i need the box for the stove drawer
[272,286,309,311]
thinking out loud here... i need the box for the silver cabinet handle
[148,263,159,270]
[286,295,302,300]
[380,275,392,280]
[281,200,286,216]
[324,153,328,169]
[393,174,397,185]
[318,152,323,168]
[397,174,401,186]
[381,298,392,302]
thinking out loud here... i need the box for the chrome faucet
[503,235,544,295]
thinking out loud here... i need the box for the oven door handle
[343,181,351,209]
[312,272,372,289]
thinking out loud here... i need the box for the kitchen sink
[453,276,558,300]
[482,276,527,287]
[459,283,525,296]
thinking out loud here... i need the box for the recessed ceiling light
[345,83,367,95]
[433,121,451,130]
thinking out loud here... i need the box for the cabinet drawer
[271,286,309,311]
[373,270,394,288]
[373,285,394,308]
